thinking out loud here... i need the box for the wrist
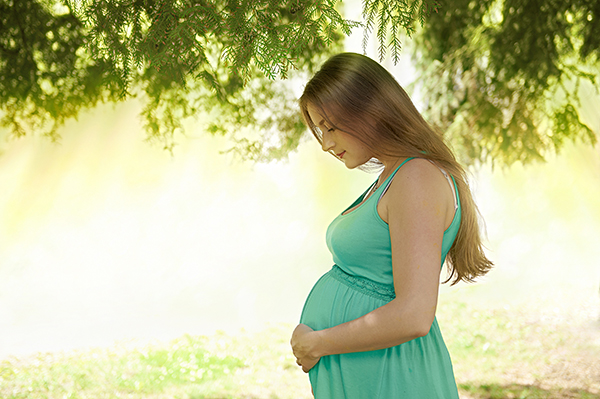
[310,329,329,358]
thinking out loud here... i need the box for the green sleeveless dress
[300,158,461,398]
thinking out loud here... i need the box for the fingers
[297,358,317,373]
[296,358,311,373]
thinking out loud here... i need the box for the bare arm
[292,160,454,368]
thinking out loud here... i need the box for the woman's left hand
[291,324,321,373]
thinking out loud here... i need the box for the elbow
[413,323,432,338]
[407,313,435,339]
[389,300,436,340]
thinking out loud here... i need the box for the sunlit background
[1,1,599,364]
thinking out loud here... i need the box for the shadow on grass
[460,383,598,399]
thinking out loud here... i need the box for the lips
[336,151,345,158]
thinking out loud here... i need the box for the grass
[1,297,598,399]
[1,334,245,399]
[436,294,600,398]
[459,383,600,399]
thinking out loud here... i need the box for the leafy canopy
[413,0,598,165]
[0,0,597,165]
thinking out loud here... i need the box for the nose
[321,129,335,152]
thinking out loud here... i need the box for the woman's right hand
[291,323,321,373]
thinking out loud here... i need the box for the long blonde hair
[299,52,492,285]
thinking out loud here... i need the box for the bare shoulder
[378,158,454,226]
[397,157,447,181]
[387,158,451,200]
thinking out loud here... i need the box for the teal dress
[300,158,461,398]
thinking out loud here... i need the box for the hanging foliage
[1,0,597,164]
[412,0,598,165]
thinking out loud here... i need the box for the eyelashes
[313,125,334,135]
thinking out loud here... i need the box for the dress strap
[427,160,459,211]
[377,158,459,211]
[377,157,415,205]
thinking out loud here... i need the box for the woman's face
[306,103,373,169]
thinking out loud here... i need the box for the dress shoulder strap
[377,158,459,211]
[427,160,459,211]
[377,157,415,204]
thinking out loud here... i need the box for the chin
[342,158,368,169]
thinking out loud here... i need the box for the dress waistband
[328,264,396,302]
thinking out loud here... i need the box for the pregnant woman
[290,53,493,398]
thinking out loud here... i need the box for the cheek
[357,144,372,159]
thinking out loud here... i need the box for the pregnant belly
[299,266,394,331]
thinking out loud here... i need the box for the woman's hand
[291,324,321,373]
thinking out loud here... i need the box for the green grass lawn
[0,334,245,398]
[2,295,599,399]
[436,298,600,399]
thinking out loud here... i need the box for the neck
[377,157,407,185]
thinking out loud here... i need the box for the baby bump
[300,265,395,331]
